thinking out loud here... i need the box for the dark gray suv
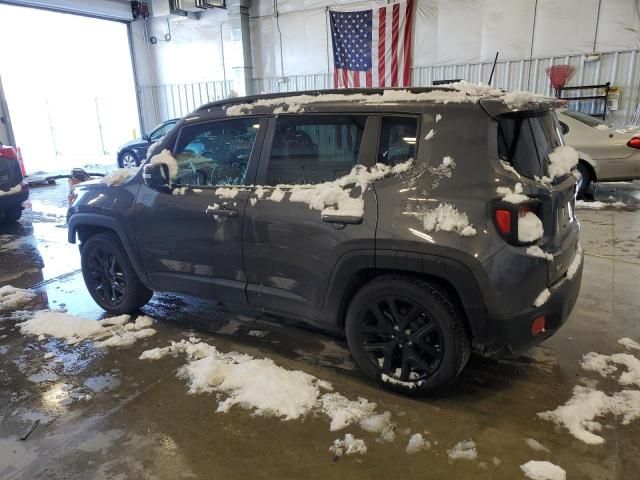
[67,86,583,394]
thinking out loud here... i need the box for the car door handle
[321,214,363,225]
[206,206,238,218]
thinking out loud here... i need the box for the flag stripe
[391,3,399,87]
[378,7,385,88]
[402,0,414,86]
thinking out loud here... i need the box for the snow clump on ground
[0,286,37,310]
[329,434,367,457]
[19,311,157,348]
[520,460,566,480]
[406,433,431,454]
[447,439,477,461]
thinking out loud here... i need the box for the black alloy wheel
[357,296,444,383]
[86,247,127,306]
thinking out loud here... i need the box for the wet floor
[1,181,639,479]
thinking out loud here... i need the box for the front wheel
[81,232,153,314]
[345,276,470,395]
[119,151,139,169]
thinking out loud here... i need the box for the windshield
[561,109,607,128]
[497,110,564,179]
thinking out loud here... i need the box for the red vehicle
[0,142,28,223]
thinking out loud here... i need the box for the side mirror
[143,162,170,190]
[559,121,569,135]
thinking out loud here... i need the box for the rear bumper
[482,253,583,357]
[0,183,28,209]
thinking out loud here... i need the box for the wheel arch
[68,213,149,285]
[322,250,489,351]
[576,150,597,182]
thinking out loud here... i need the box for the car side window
[266,116,365,185]
[150,122,175,141]
[378,117,418,166]
[173,119,259,186]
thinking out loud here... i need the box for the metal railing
[139,79,233,126]
[249,49,640,127]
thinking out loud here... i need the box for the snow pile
[526,246,553,261]
[428,156,456,187]
[594,124,610,131]
[518,211,544,242]
[520,461,566,480]
[321,393,377,431]
[0,184,22,197]
[435,114,442,122]
[140,338,397,440]
[329,434,367,457]
[19,311,156,348]
[496,182,529,204]
[581,352,640,387]
[533,289,551,307]
[547,146,579,180]
[0,286,36,310]
[524,438,550,452]
[103,168,136,187]
[416,203,477,237]
[214,187,241,199]
[149,149,178,181]
[225,83,504,116]
[619,338,640,351]
[447,439,477,461]
[216,160,413,220]
[503,91,545,107]
[29,200,67,218]
[538,385,640,444]
[500,160,521,178]
[575,200,626,210]
[406,433,431,454]
[566,243,582,280]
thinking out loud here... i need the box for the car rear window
[497,111,563,179]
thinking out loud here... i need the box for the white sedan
[557,108,640,197]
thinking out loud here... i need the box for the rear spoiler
[480,96,567,120]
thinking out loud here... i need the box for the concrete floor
[1,181,639,479]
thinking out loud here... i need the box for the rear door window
[378,116,418,166]
[266,116,365,185]
[497,111,563,179]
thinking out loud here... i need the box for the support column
[227,0,254,96]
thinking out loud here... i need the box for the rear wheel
[576,162,593,200]
[345,276,470,395]
[81,232,152,314]
[1,206,22,223]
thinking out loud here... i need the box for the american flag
[330,0,415,88]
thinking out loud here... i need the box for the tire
[345,275,471,395]
[1,206,23,223]
[118,150,139,169]
[576,162,592,200]
[81,231,153,314]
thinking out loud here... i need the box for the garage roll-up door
[0,0,132,21]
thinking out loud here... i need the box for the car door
[135,116,266,302]
[242,114,378,324]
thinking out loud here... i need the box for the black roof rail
[195,86,457,112]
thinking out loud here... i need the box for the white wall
[250,0,640,78]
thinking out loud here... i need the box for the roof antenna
[488,51,499,86]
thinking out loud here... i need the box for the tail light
[627,137,640,149]
[492,199,542,245]
[16,147,26,176]
[0,145,17,159]
[531,316,546,335]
